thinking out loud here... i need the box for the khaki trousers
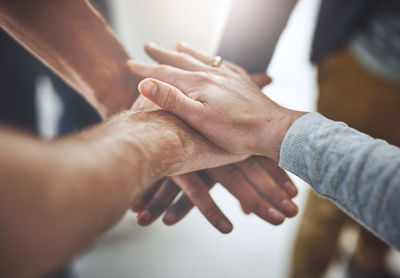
[290,50,400,278]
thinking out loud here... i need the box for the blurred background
[16,0,400,277]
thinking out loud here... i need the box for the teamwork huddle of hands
[127,42,299,233]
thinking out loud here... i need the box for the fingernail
[284,182,298,197]
[140,80,158,97]
[218,219,233,234]
[281,199,298,216]
[163,212,176,225]
[138,211,150,224]
[268,208,285,223]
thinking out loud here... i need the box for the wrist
[255,106,306,162]
[51,110,181,205]
[125,111,188,176]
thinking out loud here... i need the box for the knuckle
[235,65,246,74]
[162,87,180,112]
[191,71,211,83]
[208,66,223,75]
[222,168,243,188]
[226,61,246,74]
[154,64,170,76]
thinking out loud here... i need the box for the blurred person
[0,0,106,139]
[0,2,107,277]
[126,41,400,254]
[0,33,76,278]
[211,0,400,277]
[52,0,108,136]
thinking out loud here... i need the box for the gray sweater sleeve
[279,112,400,250]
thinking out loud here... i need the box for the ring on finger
[211,56,223,67]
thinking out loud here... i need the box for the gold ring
[211,56,223,67]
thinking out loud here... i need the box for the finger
[131,178,164,212]
[127,60,193,91]
[240,202,252,215]
[163,171,215,225]
[237,158,298,217]
[145,42,210,72]
[138,78,203,122]
[175,42,243,75]
[222,60,251,76]
[172,172,233,234]
[163,193,195,225]
[175,41,214,65]
[257,156,298,198]
[250,73,272,88]
[207,165,285,225]
[137,179,180,226]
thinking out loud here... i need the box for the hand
[132,94,298,232]
[130,54,297,233]
[127,42,305,161]
[116,110,248,179]
[131,95,249,233]
[132,156,298,232]
[249,72,272,88]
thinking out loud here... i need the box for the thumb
[138,78,202,119]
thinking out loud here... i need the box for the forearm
[279,113,400,250]
[0,0,140,117]
[0,111,181,277]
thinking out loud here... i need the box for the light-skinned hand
[129,45,298,232]
[127,42,305,161]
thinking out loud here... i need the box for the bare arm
[0,0,297,238]
[0,0,140,117]
[0,110,241,278]
[129,45,400,250]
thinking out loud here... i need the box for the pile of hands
[127,42,299,233]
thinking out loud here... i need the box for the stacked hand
[128,43,300,233]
